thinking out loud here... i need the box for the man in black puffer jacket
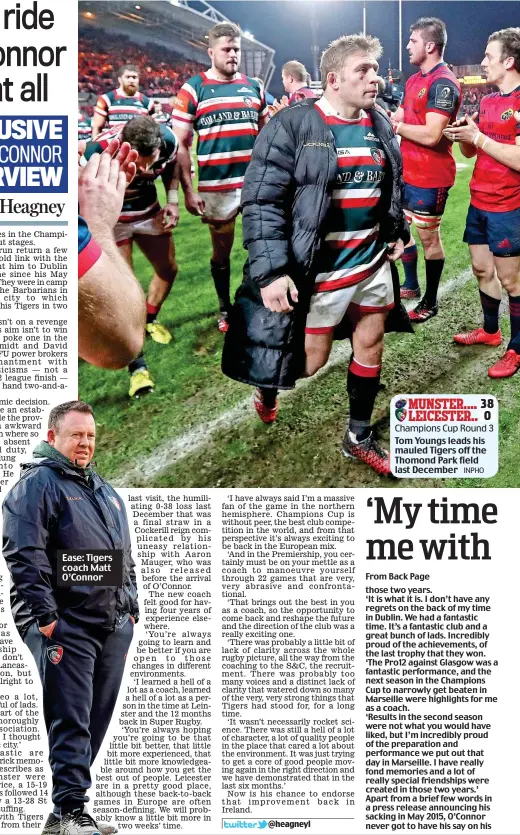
[222,34,412,477]
[3,401,138,835]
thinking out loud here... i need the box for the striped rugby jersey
[84,124,178,222]
[313,97,388,293]
[95,88,155,129]
[171,70,268,192]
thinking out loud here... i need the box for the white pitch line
[114,268,474,485]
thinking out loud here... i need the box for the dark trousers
[24,616,133,811]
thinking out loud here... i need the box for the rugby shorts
[305,259,394,334]
[114,206,169,245]
[201,189,241,230]
[404,183,451,231]
[463,204,520,257]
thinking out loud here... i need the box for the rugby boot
[253,388,279,424]
[400,286,421,300]
[488,349,520,378]
[408,299,438,323]
[128,368,155,398]
[342,432,392,477]
[453,327,502,347]
[217,313,229,334]
[146,322,172,344]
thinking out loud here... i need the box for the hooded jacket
[222,98,412,389]
[2,443,139,638]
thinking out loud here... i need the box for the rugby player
[85,117,179,397]
[223,35,410,477]
[171,22,268,333]
[445,28,520,378]
[91,64,155,139]
[282,60,316,104]
[392,18,461,321]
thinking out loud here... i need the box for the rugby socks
[423,258,445,307]
[210,259,231,315]
[258,387,278,408]
[128,352,147,375]
[507,294,520,353]
[479,290,500,335]
[146,302,160,325]
[347,358,382,443]
[401,244,419,291]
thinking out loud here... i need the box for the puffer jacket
[222,98,412,390]
[2,457,139,637]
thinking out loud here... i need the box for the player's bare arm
[173,126,205,215]
[445,113,520,172]
[160,160,180,230]
[392,111,451,147]
[91,106,107,140]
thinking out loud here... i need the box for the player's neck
[209,65,238,83]
[420,54,443,74]
[498,72,520,95]
[323,91,362,120]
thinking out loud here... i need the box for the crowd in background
[78,28,205,103]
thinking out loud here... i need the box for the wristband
[167,190,179,205]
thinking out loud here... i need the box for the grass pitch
[79,149,520,488]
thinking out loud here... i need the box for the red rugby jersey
[401,63,461,188]
[470,86,520,212]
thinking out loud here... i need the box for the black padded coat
[222,99,412,390]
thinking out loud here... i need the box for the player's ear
[328,71,339,91]
[208,47,213,62]
[503,55,514,71]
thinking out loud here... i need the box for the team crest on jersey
[370,148,384,166]
[417,88,427,98]
[47,646,63,665]
[243,97,253,107]
[501,108,514,121]
[109,496,121,511]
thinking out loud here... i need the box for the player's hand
[184,189,205,217]
[162,203,179,230]
[39,620,58,637]
[392,106,405,123]
[387,239,405,262]
[129,616,136,626]
[79,147,127,232]
[443,114,479,144]
[515,110,520,124]
[260,275,299,313]
[267,98,289,117]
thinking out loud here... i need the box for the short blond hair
[320,34,382,90]
[282,60,308,82]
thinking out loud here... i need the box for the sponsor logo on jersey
[47,645,63,665]
[371,148,384,166]
[109,496,121,511]
[174,96,188,112]
[237,87,253,93]
[337,148,351,156]
[417,88,427,98]
[364,132,379,141]
[501,108,514,121]
[435,85,455,109]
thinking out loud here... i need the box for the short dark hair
[208,22,240,47]
[48,401,94,431]
[410,17,447,55]
[488,27,520,72]
[118,63,139,78]
[122,117,162,156]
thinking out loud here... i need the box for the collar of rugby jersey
[316,94,367,122]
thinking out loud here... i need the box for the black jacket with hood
[2,443,139,638]
[222,98,412,389]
